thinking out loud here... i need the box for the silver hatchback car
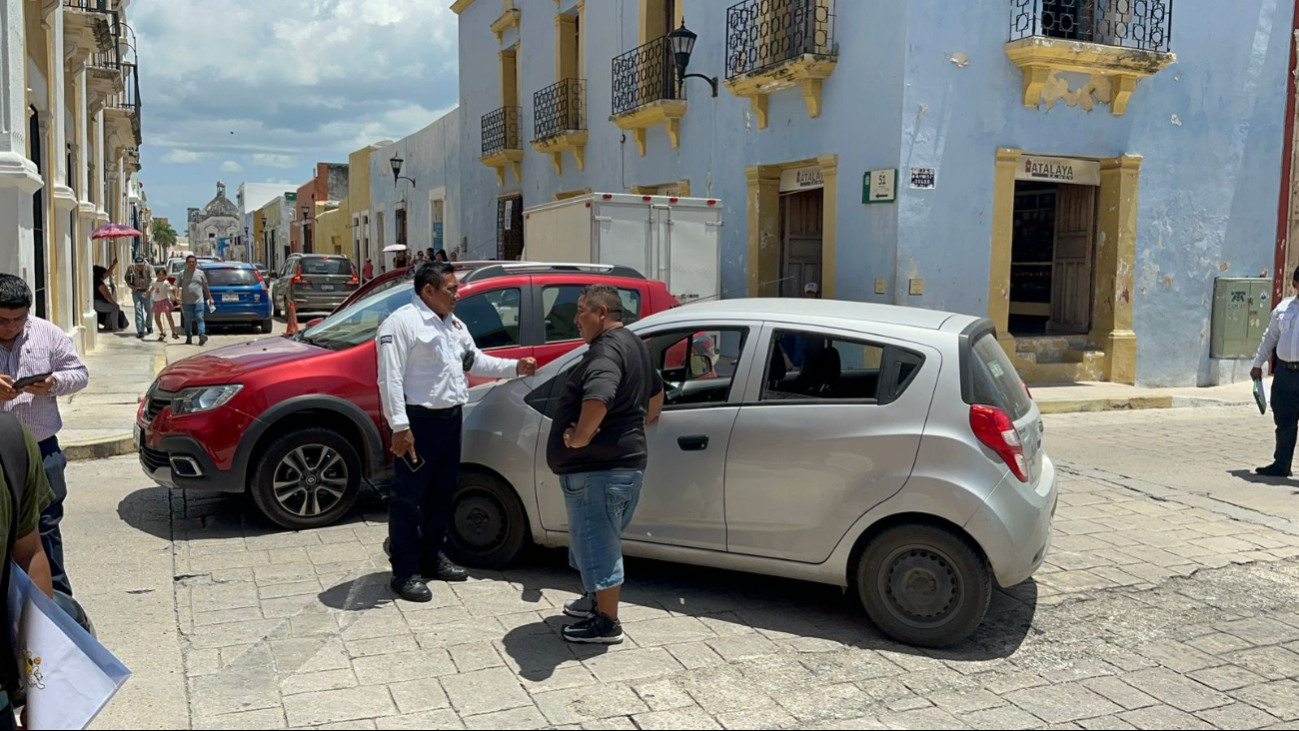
[453,299,1057,647]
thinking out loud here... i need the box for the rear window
[205,268,260,287]
[301,258,354,276]
[969,332,1033,421]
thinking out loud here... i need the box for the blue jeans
[184,303,206,339]
[561,470,643,593]
[132,290,151,334]
[37,437,71,597]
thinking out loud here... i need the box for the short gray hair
[580,284,623,321]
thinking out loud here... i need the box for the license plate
[133,424,142,451]
[320,285,335,292]
[222,294,239,303]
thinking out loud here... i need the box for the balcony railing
[481,106,522,157]
[533,79,586,141]
[1010,0,1172,53]
[725,0,836,80]
[111,62,141,114]
[611,36,681,117]
[64,0,111,11]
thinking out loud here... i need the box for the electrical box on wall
[1211,278,1271,359]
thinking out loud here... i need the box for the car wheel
[251,429,361,530]
[856,524,991,648]
[260,318,274,334]
[447,472,529,569]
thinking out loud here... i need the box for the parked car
[166,256,218,285]
[135,263,679,531]
[272,254,360,317]
[450,299,1056,648]
[182,261,274,334]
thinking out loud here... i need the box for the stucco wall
[371,109,460,268]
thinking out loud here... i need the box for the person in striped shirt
[0,274,89,597]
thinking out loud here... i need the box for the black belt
[1279,360,1299,372]
[37,436,61,460]
[405,404,462,419]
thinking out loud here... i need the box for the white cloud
[250,154,298,169]
[161,149,213,164]
[219,160,244,173]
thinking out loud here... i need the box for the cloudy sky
[134,0,459,226]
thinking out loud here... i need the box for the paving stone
[353,649,457,685]
[186,648,221,677]
[447,642,504,673]
[961,706,1046,730]
[460,706,548,730]
[281,668,359,696]
[516,665,600,694]
[1118,704,1214,730]
[622,617,716,647]
[192,708,288,729]
[1005,683,1124,724]
[672,667,777,716]
[189,662,282,718]
[347,635,421,659]
[872,707,967,729]
[1081,676,1160,711]
[193,606,266,627]
[442,667,534,717]
[497,632,582,675]
[1120,667,1231,713]
[715,707,800,730]
[929,687,1005,714]
[1218,617,1299,645]
[632,678,697,712]
[1186,665,1267,692]
[582,647,684,683]
[337,607,411,642]
[1187,632,1255,656]
[1134,639,1221,673]
[773,682,878,722]
[632,706,723,730]
[1195,702,1280,729]
[533,683,649,726]
[271,637,352,675]
[1077,716,1137,730]
[373,710,465,730]
[1230,680,1299,721]
[1223,647,1299,680]
[665,642,727,670]
[417,620,511,649]
[705,634,781,663]
[283,686,398,727]
[185,618,282,649]
[578,718,639,730]
[260,580,324,600]
[387,677,451,714]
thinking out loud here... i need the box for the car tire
[251,428,362,530]
[855,523,992,648]
[447,472,530,570]
[260,318,274,334]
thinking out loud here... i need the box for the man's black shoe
[199,335,209,346]
[390,576,433,603]
[562,612,623,645]
[424,554,469,583]
[1255,464,1293,477]
[185,337,193,345]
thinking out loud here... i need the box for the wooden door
[779,190,824,298]
[1050,185,1096,333]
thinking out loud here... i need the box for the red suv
[135,263,679,530]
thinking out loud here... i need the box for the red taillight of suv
[292,265,311,287]
[970,404,1028,482]
[254,268,266,286]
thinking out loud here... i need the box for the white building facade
[369,110,461,271]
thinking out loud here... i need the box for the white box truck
[522,193,722,303]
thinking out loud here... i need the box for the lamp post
[667,22,718,98]
[390,156,417,187]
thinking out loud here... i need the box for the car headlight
[171,385,243,416]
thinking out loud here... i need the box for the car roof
[297,253,347,258]
[650,299,983,332]
[200,261,254,269]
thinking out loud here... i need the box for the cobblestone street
[76,404,1299,730]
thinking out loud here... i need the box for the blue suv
[199,262,274,333]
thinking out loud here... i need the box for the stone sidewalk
[153,410,1299,730]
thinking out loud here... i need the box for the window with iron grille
[1009,0,1173,53]
[725,0,836,80]
[482,107,522,156]
[496,195,524,261]
[534,79,586,141]
[612,36,682,117]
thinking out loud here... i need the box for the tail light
[970,405,1029,482]
[254,268,266,286]
[292,265,311,287]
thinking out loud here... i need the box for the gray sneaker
[564,593,595,619]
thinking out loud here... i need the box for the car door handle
[678,435,709,451]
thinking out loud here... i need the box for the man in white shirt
[377,262,538,602]
[1252,267,1299,477]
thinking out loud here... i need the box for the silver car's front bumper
[964,455,1058,589]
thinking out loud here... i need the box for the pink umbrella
[91,223,143,240]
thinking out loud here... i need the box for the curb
[1036,395,1175,415]
[65,350,168,462]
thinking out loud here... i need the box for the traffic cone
[286,300,300,335]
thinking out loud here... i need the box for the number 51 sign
[863,169,897,204]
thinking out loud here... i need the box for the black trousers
[1275,367,1299,471]
[37,437,71,597]
[389,405,462,580]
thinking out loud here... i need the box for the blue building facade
[453,0,1296,387]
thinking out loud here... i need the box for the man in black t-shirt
[546,285,664,644]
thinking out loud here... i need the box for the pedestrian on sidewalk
[363,258,374,282]
[92,265,123,332]
[0,274,89,599]
[126,257,154,339]
[148,268,180,341]
[434,250,448,264]
[548,284,664,644]
[179,255,214,347]
[377,262,537,603]
[1254,267,1299,477]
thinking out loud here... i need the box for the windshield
[301,258,354,276]
[205,268,261,287]
[300,281,412,349]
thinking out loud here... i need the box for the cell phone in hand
[400,450,425,472]
[12,373,51,390]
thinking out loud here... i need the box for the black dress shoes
[1255,464,1293,478]
[390,576,433,603]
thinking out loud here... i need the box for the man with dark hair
[1254,267,1299,477]
[0,274,89,598]
[179,255,214,346]
[126,256,154,339]
[548,283,664,644]
[376,262,538,602]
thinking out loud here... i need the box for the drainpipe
[1274,0,1299,303]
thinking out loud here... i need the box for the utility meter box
[1211,278,1272,359]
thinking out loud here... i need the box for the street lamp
[667,22,718,98]
[390,156,417,187]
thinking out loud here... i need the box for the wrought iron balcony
[533,79,585,142]
[111,62,141,115]
[64,0,111,11]
[611,36,681,118]
[1009,0,1172,53]
[481,106,522,157]
[725,0,836,80]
